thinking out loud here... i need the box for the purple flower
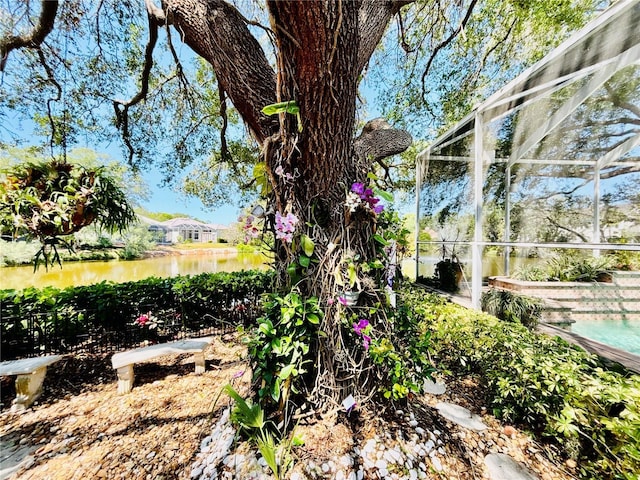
[232,370,245,379]
[349,182,384,215]
[285,212,297,226]
[362,334,371,350]
[338,296,348,306]
[351,182,365,195]
[353,318,369,335]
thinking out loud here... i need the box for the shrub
[402,286,640,480]
[0,240,40,266]
[515,252,614,282]
[119,224,155,260]
[481,287,541,329]
[607,249,640,271]
[0,270,275,359]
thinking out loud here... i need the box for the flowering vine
[275,211,298,243]
[274,165,295,182]
[353,318,372,350]
[345,182,384,215]
[240,214,261,243]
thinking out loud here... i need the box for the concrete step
[612,271,640,286]
[540,299,574,326]
[532,287,640,302]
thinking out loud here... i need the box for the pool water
[571,318,640,355]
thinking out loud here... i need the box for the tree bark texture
[164,0,414,408]
[267,0,360,217]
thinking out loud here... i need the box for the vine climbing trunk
[164,0,413,411]
[265,1,377,406]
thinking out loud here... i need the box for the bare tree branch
[420,0,478,101]
[112,10,162,164]
[36,49,62,159]
[218,83,231,163]
[165,0,278,143]
[545,215,589,242]
[467,17,517,89]
[95,0,105,57]
[0,0,59,71]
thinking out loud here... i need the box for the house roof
[158,217,229,230]
[137,215,229,230]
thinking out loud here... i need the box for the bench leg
[194,352,205,374]
[116,365,135,394]
[12,366,47,412]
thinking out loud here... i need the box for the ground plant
[480,287,541,329]
[402,286,640,480]
[515,252,616,282]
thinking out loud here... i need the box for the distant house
[139,215,229,244]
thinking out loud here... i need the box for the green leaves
[252,162,272,196]
[373,188,394,203]
[300,234,315,256]
[0,159,136,269]
[247,291,322,406]
[224,384,265,430]
[261,101,303,132]
[261,101,300,116]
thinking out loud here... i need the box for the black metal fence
[0,298,261,361]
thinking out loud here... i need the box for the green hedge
[402,286,640,480]
[0,270,274,359]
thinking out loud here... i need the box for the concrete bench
[0,355,63,411]
[111,337,213,394]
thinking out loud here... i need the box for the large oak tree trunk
[165,0,412,408]
[266,1,375,406]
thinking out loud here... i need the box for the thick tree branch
[420,0,478,101]
[545,215,589,242]
[605,83,640,118]
[165,0,278,143]
[354,118,412,165]
[145,0,167,23]
[0,0,59,71]
[357,0,414,75]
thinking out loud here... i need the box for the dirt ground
[0,333,578,480]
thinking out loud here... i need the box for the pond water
[571,319,640,355]
[0,251,270,290]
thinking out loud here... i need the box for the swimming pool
[571,318,640,355]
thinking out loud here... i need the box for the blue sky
[140,168,240,225]
[124,80,386,226]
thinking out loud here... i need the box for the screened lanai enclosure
[415,0,640,310]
